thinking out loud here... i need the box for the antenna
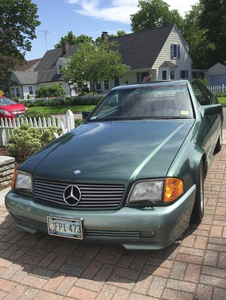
[39,29,52,51]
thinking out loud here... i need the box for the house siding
[207,63,226,86]
[9,25,192,97]
[153,26,192,80]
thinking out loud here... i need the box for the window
[141,72,151,82]
[190,79,212,105]
[16,88,20,97]
[28,86,33,95]
[104,80,109,90]
[162,70,167,80]
[180,70,188,79]
[58,65,63,74]
[114,77,120,87]
[170,70,175,80]
[10,88,15,97]
[171,44,180,59]
[96,81,101,90]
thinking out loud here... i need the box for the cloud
[67,0,198,23]
[164,0,198,16]
[67,0,139,24]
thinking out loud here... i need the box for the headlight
[127,178,183,204]
[0,109,11,116]
[128,180,164,203]
[12,170,32,193]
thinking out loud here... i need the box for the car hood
[0,103,26,112]
[21,120,195,184]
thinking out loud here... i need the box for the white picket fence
[208,84,226,94]
[0,110,75,146]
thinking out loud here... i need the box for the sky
[25,0,198,61]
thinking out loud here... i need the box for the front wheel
[190,163,204,224]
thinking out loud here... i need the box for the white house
[9,24,192,99]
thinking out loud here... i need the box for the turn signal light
[11,170,17,189]
[163,178,183,203]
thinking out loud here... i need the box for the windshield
[0,97,17,106]
[90,84,194,121]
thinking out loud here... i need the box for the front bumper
[5,185,196,250]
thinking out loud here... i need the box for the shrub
[35,85,49,98]
[215,92,226,97]
[74,118,83,127]
[12,97,20,103]
[41,126,62,145]
[7,124,42,162]
[7,124,59,162]
[35,83,66,98]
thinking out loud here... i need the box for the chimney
[101,31,109,41]
[62,41,69,54]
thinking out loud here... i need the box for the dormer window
[171,44,180,59]
[58,65,63,74]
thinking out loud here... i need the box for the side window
[114,77,120,87]
[170,70,175,79]
[191,80,212,105]
[28,86,33,95]
[180,70,188,79]
[171,44,180,59]
[162,70,167,80]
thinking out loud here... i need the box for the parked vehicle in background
[0,96,27,119]
[5,79,223,250]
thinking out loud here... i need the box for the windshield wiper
[160,116,192,119]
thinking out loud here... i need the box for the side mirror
[201,104,222,118]
[82,111,91,120]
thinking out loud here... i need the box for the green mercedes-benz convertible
[5,79,223,250]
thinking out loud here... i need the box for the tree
[130,0,183,32]
[199,0,226,66]
[95,30,127,43]
[109,30,127,38]
[182,3,213,69]
[0,0,40,87]
[62,41,130,95]
[54,31,92,48]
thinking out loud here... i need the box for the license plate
[47,216,83,239]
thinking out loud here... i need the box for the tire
[214,129,222,154]
[190,162,204,224]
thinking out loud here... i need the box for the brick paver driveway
[1,146,226,300]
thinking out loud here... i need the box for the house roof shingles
[13,71,38,85]
[34,44,79,83]
[113,24,174,70]
[12,24,176,86]
[15,59,41,71]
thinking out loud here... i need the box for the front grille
[13,110,25,116]
[85,230,140,238]
[34,179,125,209]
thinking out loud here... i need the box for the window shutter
[177,45,180,59]
[186,70,188,78]
[180,70,183,78]
[136,72,141,83]
[170,44,174,59]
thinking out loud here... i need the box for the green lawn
[218,97,226,105]
[27,105,96,115]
